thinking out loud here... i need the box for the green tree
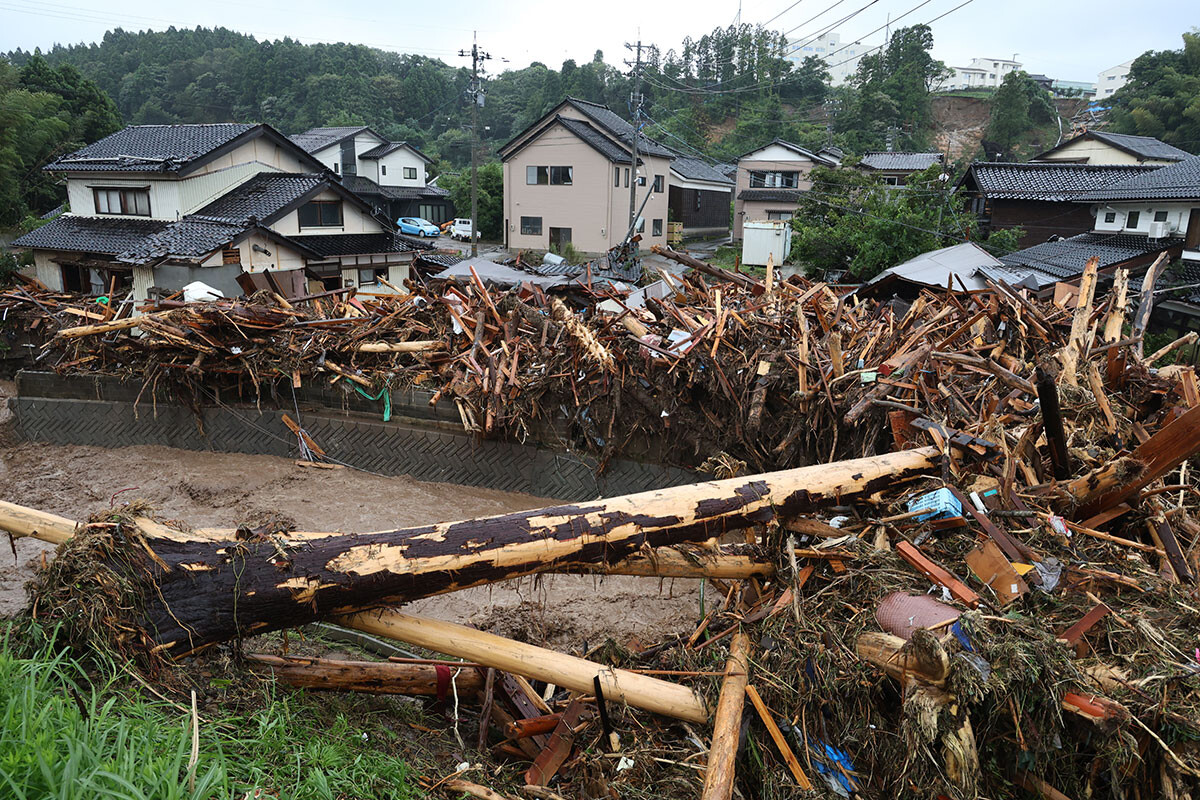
[984,71,1056,155]
[789,164,1021,280]
[1108,30,1200,147]
[837,25,950,152]
[440,162,502,240]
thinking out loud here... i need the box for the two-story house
[956,161,1162,249]
[941,57,1022,91]
[733,139,840,240]
[289,126,454,224]
[13,123,431,300]
[1032,131,1191,165]
[857,151,945,185]
[498,97,674,254]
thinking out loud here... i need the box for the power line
[458,33,491,257]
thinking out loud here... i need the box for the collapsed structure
[2,248,1200,799]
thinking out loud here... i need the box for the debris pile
[3,255,1200,799]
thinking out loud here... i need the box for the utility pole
[623,39,644,231]
[459,33,491,257]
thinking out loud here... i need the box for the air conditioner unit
[1147,220,1169,239]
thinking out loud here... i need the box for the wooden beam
[701,631,752,800]
[339,609,709,723]
[744,685,812,790]
[244,653,483,697]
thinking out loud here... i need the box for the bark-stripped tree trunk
[17,448,937,657]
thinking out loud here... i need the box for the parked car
[449,218,480,241]
[398,217,440,237]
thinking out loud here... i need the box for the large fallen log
[12,447,937,657]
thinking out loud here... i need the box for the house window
[357,267,388,285]
[93,187,151,216]
[653,174,664,193]
[298,200,343,228]
[1104,212,1117,223]
[624,168,630,188]
[695,193,701,212]
[883,176,899,186]
[614,166,620,187]
[652,218,663,237]
[767,210,793,220]
[1154,210,1168,222]
[381,165,387,176]
[221,245,240,264]
[333,163,340,174]
[520,216,542,235]
[339,139,356,176]
[1126,210,1141,229]
[637,175,646,186]
[749,171,799,189]
[525,166,571,185]
[404,167,418,180]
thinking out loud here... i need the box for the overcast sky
[1,0,1194,84]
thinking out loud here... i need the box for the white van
[450,218,479,241]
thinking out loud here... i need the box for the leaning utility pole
[459,33,491,257]
[624,39,645,230]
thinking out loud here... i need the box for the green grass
[0,627,418,800]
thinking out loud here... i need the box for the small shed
[741,221,793,267]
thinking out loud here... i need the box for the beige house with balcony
[498,97,674,255]
[733,139,840,239]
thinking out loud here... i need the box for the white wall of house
[785,32,861,86]
[271,189,382,236]
[66,177,181,222]
[32,251,64,291]
[367,148,428,187]
[308,145,340,174]
[1097,60,1134,99]
[1092,202,1195,235]
[941,58,1021,90]
[1037,139,1164,165]
[191,138,313,177]
[196,233,306,273]
[341,264,409,292]
[132,264,155,304]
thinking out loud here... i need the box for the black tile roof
[964,162,1161,201]
[860,151,944,172]
[998,231,1183,279]
[669,153,735,185]
[196,172,326,224]
[287,232,433,258]
[289,126,378,153]
[1075,155,1200,202]
[737,188,804,202]
[555,116,638,164]
[116,217,248,263]
[46,124,258,173]
[566,97,675,159]
[12,215,170,255]
[337,174,449,202]
[1037,130,1192,163]
[359,141,432,163]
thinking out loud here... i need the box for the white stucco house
[12,123,433,300]
[732,139,840,240]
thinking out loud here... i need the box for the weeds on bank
[0,623,417,800]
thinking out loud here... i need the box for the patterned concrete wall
[12,371,699,501]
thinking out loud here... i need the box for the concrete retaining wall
[11,371,699,501]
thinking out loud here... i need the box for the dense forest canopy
[1108,29,1200,148]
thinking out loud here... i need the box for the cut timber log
[856,631,950,686]
[8,448,938,656]
[0,501,76,544]
[701,631,752,800]
[339,609,709,723]
[245,653,483,697]
[1073,403,1200,520]
[649,245,762,291]
[353,340,444,353]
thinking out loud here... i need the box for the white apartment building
[940,57,1022,90]
[1097,60,1134,99]
[786,32,864,85]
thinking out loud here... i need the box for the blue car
[398,217,440,237]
